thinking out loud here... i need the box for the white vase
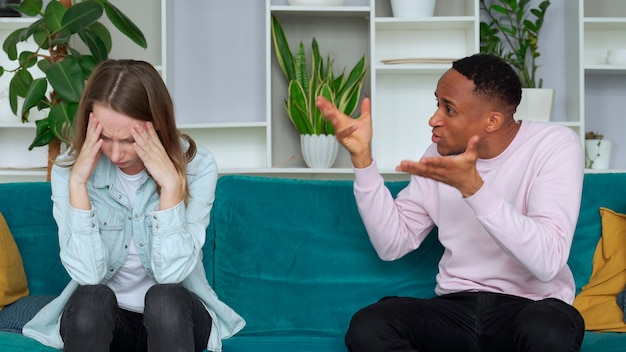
[515,88,554,122]
[390,0,436,18]
[288,0,345,6]
[585,139,612,169]
[300,134,339,168]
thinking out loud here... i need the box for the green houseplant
[271,15,366,168]
[0,0,146,177]
[479,0,550,89]
[271,15,366,137]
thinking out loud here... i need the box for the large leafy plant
[0,0,146,153]
[479,0,550,88]
[271,15,366,135]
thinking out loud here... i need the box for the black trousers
[60,284,212,352]
[345,292,585,352]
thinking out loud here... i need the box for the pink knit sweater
[353,121,584,304]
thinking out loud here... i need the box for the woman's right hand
[69,114,103,209]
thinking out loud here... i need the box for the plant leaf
[18,18,43,42]
[33,27,53,49]
[100,0,147,49]
[287,81,313,135]
[2,29,22,60]
[21,78,47,119]
[18,51,37,69]
[17,0,43,17]
[78,29,109,63]
[61,1,103,34]
[47,58,85,103]
[49,101,78,143]
[29,118,54,150]
[10,69,33,97]
[43,0,66,33]
[88,22,113,53]
[8,80,18,115]
[271,15,295,81]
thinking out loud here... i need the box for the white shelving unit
[6,1,624,182]
[370,0,478,170]
[566,0,626,171]
[267,0,479,174]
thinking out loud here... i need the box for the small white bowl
[606,54,626,65]
[607,49,626,57]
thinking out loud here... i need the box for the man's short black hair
[452,54,522,111]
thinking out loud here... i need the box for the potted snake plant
[271,15,367,168]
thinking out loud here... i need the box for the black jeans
[60,284,212,352]
[345,292,585,352]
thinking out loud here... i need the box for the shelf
[0,17,37,30]
[584,18,626,30]
[375,16,475,30]
[375,63,452,74]
[178,122,267,129]
[585,65,626,74]
[270,5,370,16]
[0,122,35,128]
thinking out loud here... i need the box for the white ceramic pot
[390,0,436,18]
[288,0,345,6]
[300,134,339,168]
[515,88,554,122]
[585,139,612,169]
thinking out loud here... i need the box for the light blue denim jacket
[23,145,245,352]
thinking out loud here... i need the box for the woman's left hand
[131,122,183,208]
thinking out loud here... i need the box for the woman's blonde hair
[61,59,197,202]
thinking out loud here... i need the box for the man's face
[429,69,488,156]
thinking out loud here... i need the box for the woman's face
[92,103,145,175]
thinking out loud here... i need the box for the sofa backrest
[210,175,441,336]
[570,172,626,294]
[0,182,69,296]
[209,173,626,336]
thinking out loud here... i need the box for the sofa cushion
[0,212,29,312]
[574,207,626,332]
[211,176,441,336]
[0,295,55,332]
[0,330,58,351]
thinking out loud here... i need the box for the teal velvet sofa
[1,173,625,351]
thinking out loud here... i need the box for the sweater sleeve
[464,132,584,282]
[353,161,436,261]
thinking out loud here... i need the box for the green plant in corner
[271,15,366,136]
[0,0,146,178]
[479,0,550,88]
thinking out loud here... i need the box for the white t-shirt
[105,167,156,313]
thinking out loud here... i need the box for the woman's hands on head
[131,121,183,209]
[68,114,103,210]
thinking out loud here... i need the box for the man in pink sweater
[317,54,585,352]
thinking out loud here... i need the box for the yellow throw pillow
[573,207,626,332]
[0,212,29,312]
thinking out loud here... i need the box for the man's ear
[485,111,505,133]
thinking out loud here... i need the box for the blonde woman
[23,59,245,352]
